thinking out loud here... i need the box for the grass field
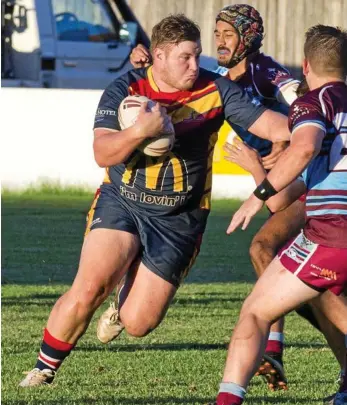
[2,191,338,405]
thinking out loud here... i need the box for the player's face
[214,20,240,67]
[161,41,201,90]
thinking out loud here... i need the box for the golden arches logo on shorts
[319,268,337,281]
[122,152,189,193]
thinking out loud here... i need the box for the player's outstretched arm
[227,125,324,233]
[265,125,324,192]
[223,138,267,185]
[248,110,291,143]
[266,179,306,212]
[93,103,167,167]
[220,77,291,143]
[224,138,306,212]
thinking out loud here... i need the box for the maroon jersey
[218,52,299,156]
[288,81,347,248]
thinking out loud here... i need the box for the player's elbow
[93,148,108,168]
[94,156,108,168]
[94,152,121,168]
[250,110,290,142]
[93,139,121,167]
[295,143,319,162]
[266,198,285,213]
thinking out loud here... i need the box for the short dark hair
[150,14,200,53]
[304,24,347,78]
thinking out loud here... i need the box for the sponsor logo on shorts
[319,268,337,281]
[91,217,102,227]
[310,264,337,281]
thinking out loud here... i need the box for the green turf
[2,194,338,404]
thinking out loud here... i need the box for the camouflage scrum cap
[216,4,264,66]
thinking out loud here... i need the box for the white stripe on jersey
[291,121,326,137]
[318,85,333,117]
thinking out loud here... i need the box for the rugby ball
[118,95,175,156]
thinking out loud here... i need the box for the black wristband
[253,178,278,201]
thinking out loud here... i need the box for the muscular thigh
[119,261,177,328]
[72,229,140,295]
[241,257,320,322]
[72,185,142,295]
[252,198,305,252]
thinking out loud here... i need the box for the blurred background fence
[127,0,347,77]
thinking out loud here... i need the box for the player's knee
[69,283,110,312]
[123,319,155,338]
[235,310,271,340]
[122,312,160,338]
[249,238,276,276]
[239,296,274,325]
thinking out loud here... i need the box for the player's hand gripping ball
[118,95,175,156]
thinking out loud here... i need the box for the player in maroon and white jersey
[213,25,347,405]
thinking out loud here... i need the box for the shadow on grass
[1,293,245,307]
[75,342,228,353]
[1,294,62,306]
[74,341,327,353]
[4,394,319,405]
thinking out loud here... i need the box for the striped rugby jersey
[94,66,266,215]
[288,81,347,248]
[220,53,299,157]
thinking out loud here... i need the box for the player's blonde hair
[304,25,347,78]
[150,14,200,53]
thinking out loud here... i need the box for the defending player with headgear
[215,4,264,68]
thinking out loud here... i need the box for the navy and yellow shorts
[85,184,207,287]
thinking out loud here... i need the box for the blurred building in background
[2,0,346,89]
[128,0,347,78]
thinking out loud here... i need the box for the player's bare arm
[248,110,291,143]
[223,138,266,184]
[224,138,306,212]
[93,102,168,167]
[227,125,325,233]
[265,125,324,191]
[261,141,288,170]
[266,179,306,213]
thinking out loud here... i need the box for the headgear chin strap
[216,4,264,67]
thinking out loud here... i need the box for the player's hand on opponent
[130,44,152,68]
[223,138,263,174]
[227,194,264,234]
[262,141,288,170]
[135,102,171,139]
